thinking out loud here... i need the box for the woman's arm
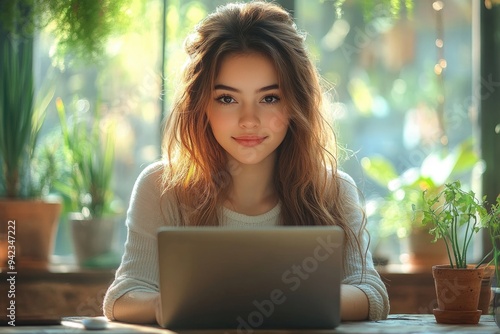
[337,171,390,321]
[340,284,369,321]
[103,162,178,323]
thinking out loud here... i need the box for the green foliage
[55,97,116,219]
[29,131,65,198]
[0,0,135,66]
[0,37,54,198]
[332,0,414,20]
[486,197,500,282]
[0,0,37,37]
[362,139,479,238]
[1,0,134,198]
[416,181,497,269]
[0,38,35,197]
[43,0,133,67]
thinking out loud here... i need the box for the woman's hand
[154,293,163,326]
[113,291,161,324]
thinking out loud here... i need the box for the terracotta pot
[432,265,484,324]
[0,199,61,269]
[478,265,495,315]
[406,227,449,269]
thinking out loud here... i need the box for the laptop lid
[157,226,344,331]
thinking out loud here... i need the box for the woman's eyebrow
[213,84,279,93]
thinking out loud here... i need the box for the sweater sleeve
[337,171,390,321]
[102,161,177,320]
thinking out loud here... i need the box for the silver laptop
[157,226,344,331]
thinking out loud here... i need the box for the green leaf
[450,138,479,176]
[361,155,398,188]
[56,97,117,218]
[0,37,35,198]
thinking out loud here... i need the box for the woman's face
[206,53,289,166]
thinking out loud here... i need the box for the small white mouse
[82,317,108,330]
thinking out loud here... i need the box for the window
[34,0,164,259]
[34,0,484,266]
[295,1,476,265]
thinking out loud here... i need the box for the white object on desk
[81,317,108,330]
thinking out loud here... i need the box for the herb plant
[416,180,491,268]
[485,197,500,280]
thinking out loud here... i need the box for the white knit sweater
[103,161,390,321]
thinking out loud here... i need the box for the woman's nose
[239,105,260,128]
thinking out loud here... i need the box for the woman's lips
[233,136,267,147]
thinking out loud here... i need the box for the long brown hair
[161,1,366,264]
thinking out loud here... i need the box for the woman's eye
[216,95,235,104]
[261,95,280,104]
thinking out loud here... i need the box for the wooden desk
[0,263,446,320]
[0,315,498,333]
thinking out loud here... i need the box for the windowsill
[0,260,437,315]
[0,255,116,282]
[376,263,435,274]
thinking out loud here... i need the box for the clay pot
[0,199,61,269]
[432,265,484,324]
[406,227,449,269]
[478,265,495,315]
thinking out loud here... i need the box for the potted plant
[466,195,500,317]
[56,97,122,268]
[485,197,500,326]
[0,0,134,269]
[415,180,498,324]
[362,140,478,267]
[0,34,62,269]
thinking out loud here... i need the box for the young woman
[103,1,390,324]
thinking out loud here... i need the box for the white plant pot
[69,213,117,268]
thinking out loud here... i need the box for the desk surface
[1,314,499,334]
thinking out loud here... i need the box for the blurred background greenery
[3,0,496,266]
